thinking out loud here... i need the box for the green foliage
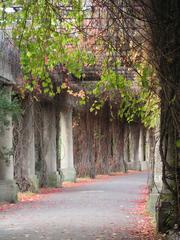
[0,2,159,127]
[0,0,94,95]
[0,88,21,135]
[90,62,160,128]
[0,88,21,164]
[90,100,104,115]
[176,140,180,148]
[0,146,13,165]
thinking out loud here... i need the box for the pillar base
[155,192,175,233]
[28,175,39,193]
[157,200,173,233]
[148,187,173,233]
[140,161,149,170]
[148,188,160,220]
[61,168,76,182]
[0,180,18,203]
[127,161,141,171]
[47,172,62,188]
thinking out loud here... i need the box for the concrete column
[138,126,144,161]
[112,120,126,172]
[42,104,61,187]
[138,126,148,170]
[0,86,17,202]
[60,108,76,182]
[145,129,150,163]
[127,124,141,170]
[128,125,135,163]
[21,102,38,192]
[148,127,163,220]
[143,129,152,171]
[123,124,129,170]
[154,133,162,190]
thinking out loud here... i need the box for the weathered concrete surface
[0,86,17,202]
[148,129,162,221]
[127,124,141,171]
[0,31,21,85]
[19,101,39,192]
[0,180,17,203]
[0,172,149,240]
[0,31,20,202]
[42,103,61,187]
[60,108,76,182]
[139,126,148,171]
[112,119,126,172]
[123,124,129,168]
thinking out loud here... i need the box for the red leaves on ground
[128,186,156,240]
[39,188,63,194]
[63,178,95,188]
[0,171,146,215]
[0,172,125,212]
[62,172,130,188]
[0,193,42,212]
[18,192,42,202]
[0,203,16,212]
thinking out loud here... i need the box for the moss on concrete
[47,172,62,188]
[29,175,39,193]
[0,180,18,203]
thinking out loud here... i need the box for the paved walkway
[0,172,153,240]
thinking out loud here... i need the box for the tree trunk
[147,0,180,230]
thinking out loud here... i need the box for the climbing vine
[88,61,160,128]
[0,87,21,134]
[0,1,159,129]
[90,0,180,231]
[1,0,179,231]
[0,0,94,96]
[0,87,21,164]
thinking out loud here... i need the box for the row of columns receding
[0,86,154,203]
[23,102,76,189]
[0,86,76,202]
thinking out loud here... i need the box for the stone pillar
[128,125,135,164]
[0,86,17,202]
[112,120,127,173]
[138,126,147,170]
[60,107,76,182]
[144,129,153,171]
[146,129,155,186]
[21,101,38,192]
[123,124,129,171]
[42,104,61,187]
[127,124,141,170]
[153,133,162,190]
[145,129,150,163]
[148,127,163,221]
[138,126,144,161]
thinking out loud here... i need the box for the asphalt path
[0,172,150,240]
